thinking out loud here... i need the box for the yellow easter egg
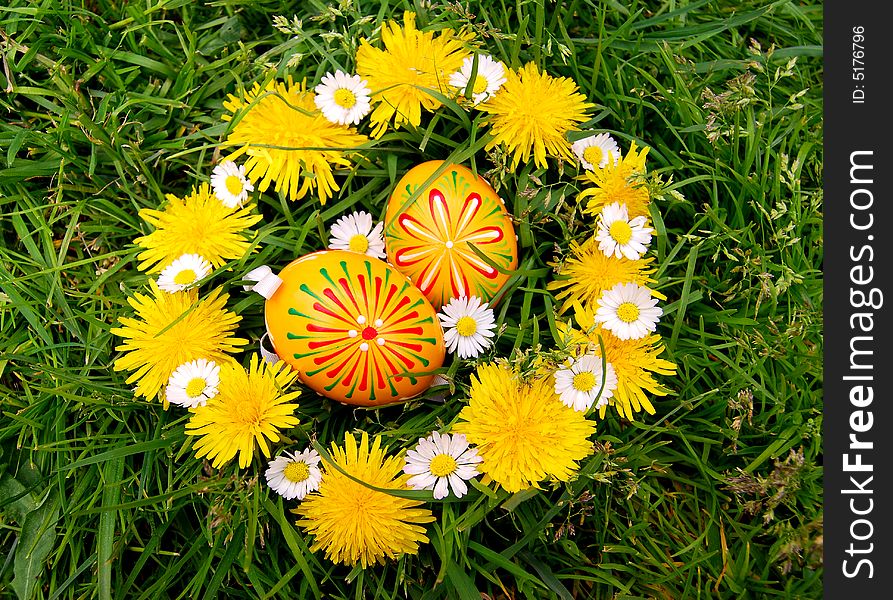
[384,161,519,308]
[264,250,445,407]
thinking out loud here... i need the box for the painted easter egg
[384,161,519,308]
[264,250,446,406]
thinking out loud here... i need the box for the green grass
[0,0,822,598]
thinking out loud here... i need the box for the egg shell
[384,161,519,308]
[264,250,446,406]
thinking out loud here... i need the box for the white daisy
[595,202,654,260]
[595,282,663,340]
[438,296,496,359]
[404,431,483,499]
[553,354,618,412]
[210,161,254,208]
[449,54,507,105]
[314,70,372,126]
[156,254,212,293]
[327,211,386,258]
[264,448,323,501]
[166,358,220,408]
[571,132,620,170]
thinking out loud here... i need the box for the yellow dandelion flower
[557,307,676,420]
[294,431,435,567]
[547,236,659,314]
[452,363,595,493]
[134,183,262,273]
[222,77,368,204]
[356,11,472,138]
[111,281,247,400]
[186,354,301,469]
[480,62,593,169]
[579,141,651,218]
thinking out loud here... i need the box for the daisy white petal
[447,474,468,497]
[572,132,620,171]
[454,465,480,479]
[327,210,386,258]
[210,161,254,208]
[156,254,212,293]
[264,448,323,501]
[403,462,430,475]
[403,432,482,499]
[594,282,663,340]
[553,354,618,412]
[314,71,372,126]
[449,54,507,106]
[595,202,654,260]
[408,472,439,490]
[437,296,497,359]
[433,477,450,499]
[166,358,220,409]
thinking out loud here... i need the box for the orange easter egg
[384,161,518,308]
[264,250,445,406]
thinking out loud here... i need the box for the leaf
[98,456,125,600]
[0,473,37,520]
[501,488,539,511]
[520,552,575,600]
[445,562,481,600]
[12,488,60,600]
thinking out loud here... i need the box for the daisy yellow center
[583,146,604,167]
[173,269,197,285]
[349,234,370,253]
[572,371,596,392]
[185,377,207,398]
[284,461,311,483]
[617,302,641,323]
[224,174,244,196]
[609,220,633,244]
[455,316,478,337]
[429,454,458,477]
[333,88,357,109]
[472,75,489,94]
